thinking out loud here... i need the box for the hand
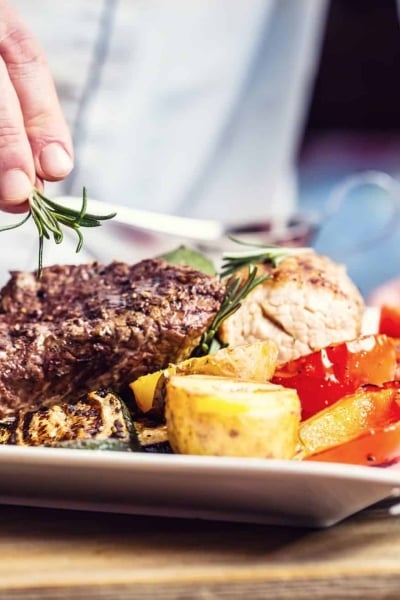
[0,1,73,213]
[368,277,400,307]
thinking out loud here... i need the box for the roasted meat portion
[219,251,365,364]
[0,259,224,417]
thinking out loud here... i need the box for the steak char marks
[0,259,224,417]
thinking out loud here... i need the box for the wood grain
[0,502,399,599]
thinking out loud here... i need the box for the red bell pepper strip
[379,304,400,338]
[272,335,397,420]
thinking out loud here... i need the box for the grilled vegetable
[130,370,170,420]
[298,381,400,459]
[134,421,173,453]
[272,334,397,420]
[379,304,400,338]
[131,340,279,419]
[1,389,139,451]
[0,419,13,444]
[165,375,301,458]
[303,381,400,466]
[141,442,173,453]
[134,420,169,447]
[305,418,400,466]
[52,439,133,451]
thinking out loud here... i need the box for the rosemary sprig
[220,239,310,278]
[0,187,116,276]
[192,264,268,356]
[193,241,311,356]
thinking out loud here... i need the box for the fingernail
[39,143,73,178]
[0,169,32,203]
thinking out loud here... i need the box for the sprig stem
[192,265,268,356]
[220,239,311,278]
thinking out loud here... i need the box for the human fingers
[0,51,35,210]
[0,2,73,186]
[0,174,43,214]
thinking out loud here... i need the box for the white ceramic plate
[0,445,400,528]
[0,308,393,527]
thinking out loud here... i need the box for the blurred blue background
[298,0,400,298]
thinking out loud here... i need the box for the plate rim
[0,444,399,488]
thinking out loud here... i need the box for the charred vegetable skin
[0,390,140,450]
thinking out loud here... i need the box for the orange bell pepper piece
[305,420,400,467]
[299,381,400,459]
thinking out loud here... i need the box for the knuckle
[26,124,59,148]
[26,121,71,151]
[0,119,25,149]
[1,26,47,73]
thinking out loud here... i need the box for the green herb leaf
[192,264,268,357]
[220,238,310,278]
[159,245,216,275]
[0,186,116,277]
[192,241,311,357]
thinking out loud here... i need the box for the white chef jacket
[1,0,327,276]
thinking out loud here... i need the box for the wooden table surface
[0,500,399,600]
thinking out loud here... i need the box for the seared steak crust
[0,259,224,417]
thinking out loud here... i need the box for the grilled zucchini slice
[0,419,13,444]
[3,389,140,451]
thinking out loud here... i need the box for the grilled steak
[0,259,224,417]
[219,251,365,364]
